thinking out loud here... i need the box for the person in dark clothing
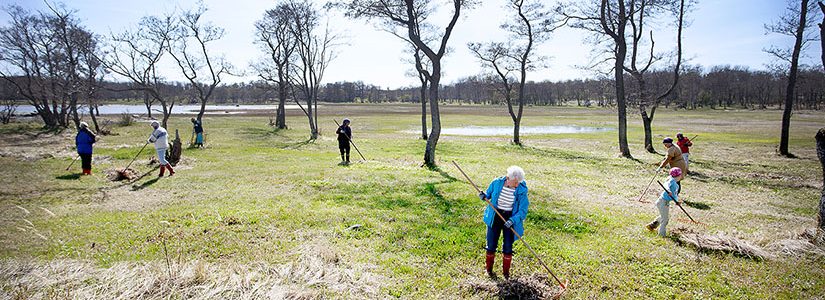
[75,122,96,175]
[336,118,352,164]
[191,118,204,148]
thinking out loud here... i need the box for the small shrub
[116,113,134,126]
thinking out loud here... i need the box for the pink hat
[669,167,682,178]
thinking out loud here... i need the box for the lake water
[408,125,613,136]
[14,104,305,115]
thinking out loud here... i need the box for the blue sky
[1,0,820,88]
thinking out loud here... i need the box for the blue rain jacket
[75,129,95,155]
[660,176,680,202]
[483,176,529,240]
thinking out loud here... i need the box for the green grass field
[1,104,824,299]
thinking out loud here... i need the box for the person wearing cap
[75,122,96,175]
[646,167,683,236]
[662,137,687,183]
[148,121,174,177]
[191,118,204,148]
[478,166,529,279]
[335,118,352,164]
[676,133,692,173]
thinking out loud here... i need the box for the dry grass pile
[766,228,825,257]
[106,168,138,181]
[0,241,385,300]
[278,240,385,297]
[671,227,773,260]
[464,273,564,300]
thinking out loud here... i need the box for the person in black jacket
[191,118,204,148]
[336,119,352,164]
[75,122,96,175]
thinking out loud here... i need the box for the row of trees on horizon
[4,63,824,110]
[1,0,823,166]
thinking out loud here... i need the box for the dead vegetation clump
[766,228,825,257]
[671,227,773,260]
[0,245,385,300]
[276,240,384,297]
[105,168,139,181]
[464,273,564,300]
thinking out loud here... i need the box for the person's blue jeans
[485,210,514,254]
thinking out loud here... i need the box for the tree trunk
[70,93,81,130]
[307,96,317,140]
[197,97,206,122]
[169,129,182,166]
[780,0,809,157]
[616,56,631,157]
[817,128,825,230]
[424,72,441,168]
[276,81,287,129]
[144,91,153,119]
[88,98,101,134]
[642,110,654,153]
[420,77,428,140]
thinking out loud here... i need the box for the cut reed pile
[671,227,772,260]
[0,240,384,299]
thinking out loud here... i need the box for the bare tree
[766,0,819,157]
[561,0,635,158]
[385,29,434,140]
[254,3,297,130]
[0,98,14,124]
[622,0,687,153]
[336,0,473,167]
[103,15,177,128]
[286,0,337,140]
[0,5,94,130]
[76,22,104,134]
[470,0,557,145]
[167,4,230,123]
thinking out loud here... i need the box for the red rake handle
[451,161,567,289]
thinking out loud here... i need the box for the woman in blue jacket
[478,166,529,279]
[75,122,96,175]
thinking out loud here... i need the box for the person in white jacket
[148,121,174,177]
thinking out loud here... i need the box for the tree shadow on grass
[56,173,82,180]
[420,182,455,216]
[239,127,286,139]
[279,138,315,150]
[427,165,458,182]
